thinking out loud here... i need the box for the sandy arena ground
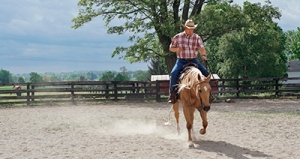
[0,99,300,159]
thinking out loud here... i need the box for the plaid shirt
[170,32,204,59]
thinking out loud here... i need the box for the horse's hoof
[164,122,171,125]
[177,130,180,136]
[188,141,194,148]
[193,143,200,148]
[200,129,206,135]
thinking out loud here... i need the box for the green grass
[0,86,14,90]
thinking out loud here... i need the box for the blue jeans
[169,58,209,93]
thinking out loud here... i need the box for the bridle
[196,80,211,111]
[195,80,205,100]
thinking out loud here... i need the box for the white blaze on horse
[165,66,212,148]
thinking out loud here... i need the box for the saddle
[179,62,198,80]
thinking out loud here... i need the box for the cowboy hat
[182,19,198,29]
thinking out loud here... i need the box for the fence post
[105,83,109,99]
[156,80,160,102]
[221,81,225,96]
[114,82,117,101]
[236,79,240,98]
[136,83,140,93]
[71,83,74,103]
[26,83,30,106]
[31,85,35,102]
[274,78,279,96]
[132,83,136,93]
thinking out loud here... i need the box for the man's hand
[201,54,207,61]
[176,48,182,53]
[169,47,181,53]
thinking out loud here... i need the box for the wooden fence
[0,77,300,106]
[213,77,300,98]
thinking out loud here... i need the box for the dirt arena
[0,99,299,159]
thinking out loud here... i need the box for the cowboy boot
[168,92,177,104]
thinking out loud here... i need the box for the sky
[1,0,300,74]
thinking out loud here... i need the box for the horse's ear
[198,74,201,81]
[205,74,212,82]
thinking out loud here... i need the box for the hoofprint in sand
[0,99,299,159]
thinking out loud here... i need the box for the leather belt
[180,58,194,61]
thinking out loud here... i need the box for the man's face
[184,27,194,36]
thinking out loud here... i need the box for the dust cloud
[95,119,187,141]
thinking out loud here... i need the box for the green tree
[148,57,168,75]
[100,71,115,81]
[113,67,131,81]
[29,72,44,83]
[18,76,26,83]
[134,70,151,82]
[0,69,13,84]
[72,0,281,74]
[87,71,98,81]
[207,12,286,78]
[50,75,60,82]
[113,72,130,81]
[65,73,81,81]
[64,76,74,81]
[43,75,51,82]
[80,76,86,81]
[119,66,127,73]
[285,28,300,60]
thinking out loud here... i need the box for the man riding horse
[168,19,214,103]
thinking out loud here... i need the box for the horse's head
[197,74,212,111]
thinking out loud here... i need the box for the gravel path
[1,99,300,159]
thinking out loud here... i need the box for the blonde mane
[177,67,205,92]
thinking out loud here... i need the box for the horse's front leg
[164,106,173,126]
[165,102,180,135]
[195,105,208,135]
[199,110,208,134]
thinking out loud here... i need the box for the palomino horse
[165,66,212,147]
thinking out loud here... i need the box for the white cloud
[233,0,300,30]
[1,0,105,38]
[33,14,44,23]
[277,1,300,30]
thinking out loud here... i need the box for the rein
[205,60,215,80]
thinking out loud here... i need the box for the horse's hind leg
[164,106,173,126]
[164,102,180,135]
[173,102,180,135]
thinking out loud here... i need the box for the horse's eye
[198,88,201,93]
